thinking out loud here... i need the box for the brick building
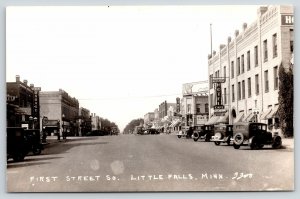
[39,89,79,136]
[6,75,40,129]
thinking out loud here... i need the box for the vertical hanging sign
[211,77,225,110]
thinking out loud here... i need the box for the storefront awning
[170,120,181,128]
[244,112,256,122]
[267,105,279,119]
[260,108,272,120]
[234,112,244,123]
[215,112,229,124]
[205,115,220,125]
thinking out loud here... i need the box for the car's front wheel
[177,135,182,138]
[272,136,282,149]
[250,136,260,150]
[233,133,244,145]
[233,143,240,149]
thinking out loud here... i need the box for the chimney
[213,50,216,56]
[228,36,232,43]
[16,75,20,82]
[243,23,247,31]
[257,6,268,16]
[30,84,34,89]
[23,80,28,85]
[219,44,225,50]
[235,30,239,37]
[208,54,212,59]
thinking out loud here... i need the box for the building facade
[6,75,40,129]
[144,112,155,128]
[39,89,79,136]
[181,95,209,127]
[91,113,101,132]
[78,107,91,136]
[208,5,293,135]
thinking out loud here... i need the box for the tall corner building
[207,5,293,136]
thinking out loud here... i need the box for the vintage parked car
[211,124,233,146]
[7,127,44,162]
[7,127,30,162]
[24,129,43,155]
[192,125,214,142]
[232,122,282,150]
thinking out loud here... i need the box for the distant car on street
[232,122,282,150]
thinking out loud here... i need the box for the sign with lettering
[211,77,226,83]
[214,105,225,110]
[281,15,294,25]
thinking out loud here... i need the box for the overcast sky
[6,5,259,131]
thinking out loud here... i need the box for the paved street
[7,134,294,192]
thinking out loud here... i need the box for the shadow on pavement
[7,161,50,169]
[43,141,109,155]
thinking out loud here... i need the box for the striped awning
[234,112,244,123]
[267,105,279,119]
[215,112,229,124]
[260,108,272,120]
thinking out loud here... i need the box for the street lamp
[33,117,37,129]
[62,114,66,140]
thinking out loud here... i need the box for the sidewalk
[282,138,294,150]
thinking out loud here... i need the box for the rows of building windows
[227,33,278,81]
[229,66,279,103]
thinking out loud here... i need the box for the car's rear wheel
[250,136,260,150]
[205,134,211,142]
[177,135,182,139]
[272,136,282,149]
[13,153,25,162]
[214,141,221,146]
[226,136,232,146]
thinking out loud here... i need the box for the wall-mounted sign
[211,77,226,83]
[214,105,225,110]
[281,15,294,25]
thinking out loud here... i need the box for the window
[231,61,234,79]
[255,74,259,95]
[274,66,279,90]
[224,88,227,104]
[247,50,251,71]
[242,80,245,99]
[273,33,278,58]
[263,39,268,62]
[205,103,209,113]
[209,74,213,89]
[232,84,235,102]
[290,29,294,53]
[223,66,226,79]
[254,45,258,67]
[237,57,240,75]
[264,70,269,93]
[210,93,214,108]
[187,104,191,114]
[238,82,241,100]
[196,104,201,114]
[241,54,245,74]
[248,77,252,98]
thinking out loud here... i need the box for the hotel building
[207,5,294,135]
